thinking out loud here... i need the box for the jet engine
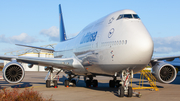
[2,61,25,84]
[152,61,177,83]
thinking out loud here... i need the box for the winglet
[59,4,66,42]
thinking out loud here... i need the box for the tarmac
[0,71,180,101]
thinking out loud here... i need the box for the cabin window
[122,40,124,44]
[125,40,127,44]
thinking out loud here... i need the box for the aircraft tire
[127,86,132,97]
[65,80,69,87]
[93,80,98,87]
[109,80,115,88]
[86,80,91,87]
[46,80,51,88]
[115,80,121,88]
[118,86,124,97]
[71,80,76,87]
[53,80,58,88]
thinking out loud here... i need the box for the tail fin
[59,4,66,42]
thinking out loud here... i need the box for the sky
[0,0,180,56]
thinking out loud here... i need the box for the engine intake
[152,61,177,83]
[3,61,25,84]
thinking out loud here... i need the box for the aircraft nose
[137,32,154,53]
[132,29,154,64]
[123,21,154,64]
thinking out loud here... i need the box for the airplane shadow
[0,73,179,97]
[171,73,180,84]
[58,74,165,97]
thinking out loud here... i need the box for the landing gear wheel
[65,80,69,87]
[46,80,51,88]
[115,80,121,88]
[127,86,132,97]
[86,80,91,88]
[71,80,76,87]
[118,86,124,97]
[53,80,58,88]
[93,80,98,87]
[109,80,115,88]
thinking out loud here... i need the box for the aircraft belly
[83,64,146,75]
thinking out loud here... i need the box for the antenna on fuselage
[59,4,66,42]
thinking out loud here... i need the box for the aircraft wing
[0,55,74,69]
[16,44,54,52]
[151,56,180,61]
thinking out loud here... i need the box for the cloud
[10,33,41,44]
[39,26,79,41]
[40,26,59,41]
[0,34,9,43]
[154,47,172,53]
[0,33,42,44]
[153,35,180,53]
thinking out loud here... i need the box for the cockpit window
[133,14,140,19]
[117,15,123,19]
[117,14,140,20]
[124,14,133,18]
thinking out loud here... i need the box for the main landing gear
[109,77,121,88]
[45,67,61,88]
[64,74,79,87]
[117,69,133,97]
[84,76,98,88]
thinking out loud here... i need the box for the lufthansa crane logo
[108,28,114,38]
[108,17,114,24]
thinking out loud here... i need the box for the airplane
[0,4,179,97]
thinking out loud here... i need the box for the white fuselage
[54,9,154,76]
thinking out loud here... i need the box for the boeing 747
[0,4,178,97]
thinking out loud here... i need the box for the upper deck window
[117,14,140,20]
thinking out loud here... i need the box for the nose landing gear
[117,69,133,97]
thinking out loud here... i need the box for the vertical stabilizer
[59,4,66,42]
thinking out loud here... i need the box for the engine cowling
[2,61,25,84]
[152,61,177,83]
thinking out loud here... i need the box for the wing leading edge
[151,55,180,61]
[16,44,54,52]
[0,55,74,69]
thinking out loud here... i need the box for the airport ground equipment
[132,69,159,91]
[133,91,142,98]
